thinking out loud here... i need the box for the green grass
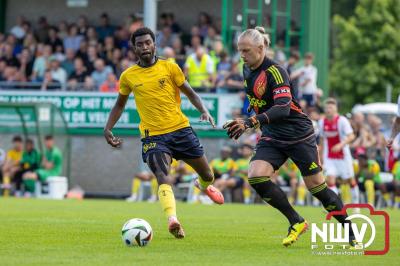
[0,198,398,266]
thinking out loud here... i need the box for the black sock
[310,182,354,237]
[249,176,304,225]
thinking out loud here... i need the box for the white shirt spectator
[295,64,317,95]
[51,67,67,87]
[91,66,113,89]
[10,26,25,39]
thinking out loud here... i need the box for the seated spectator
[1,136,23,196]
[86,26,99,46]
[18,48,34,80]
[46,26,63,52]
[68,57,89,88]
[77,15,89,36]
[204,26,221,51]
[61,48,76,77]
[100,73,119,93]
[49,57,67,87]
[156,25,178,51]
[63,24,84,52]
[23,135,63,195]
[32,44,52,81]
[350,112,376,151]
[96,13,115,41]
[91,58,113,90]
[41,70,61,90]
[184,46,215,91]
[216,61,243,93]
[14,139,41,196]
[1,43,20,67]
[84,44,99,73]
[210,146,238,196]
[115,58,133,78]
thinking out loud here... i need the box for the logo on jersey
[253,71,266,97]
[143,142,157,153]
[158,78,166,89]
[247,94,267,108]
[309,162,319,170]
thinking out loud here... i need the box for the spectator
[291,52,318,106]
[1,136,23,196]
[163,47,176,62]
[350,112,376,151]
[9,16,26,40]
[86,26,98,46]
[35,16,50,43]
[285,51,300,98]
[68,57,89,89]
[198,12,211,38]
[32,44,52,81]
[57,20,69,40]
[184,46,215,90]
[17,48,34,80]
[49,57,67,87]
[91,58,113,89]
[46,26,63,52]
[23,135,63,195]
[63,24,84,52]
[115,58,133,78]
[204,26,221,51]
[61,48,76,77]
[1,43,20,67]
[156,25,178,51]
[14,139,41,196]
[22,33,37,54]
[96,13,115,41]
[77,15,89,36]
[100,73,119,92]
[210,146,238,196]
[41,70,61,90]
[217,61,244,93]
[85,44,99,73]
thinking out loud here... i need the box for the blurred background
[0,0,399,208]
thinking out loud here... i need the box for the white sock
[351,185,360,204]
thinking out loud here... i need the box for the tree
[330,0,400,109]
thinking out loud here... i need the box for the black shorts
[141,127,204,163]
[251,134,322,177]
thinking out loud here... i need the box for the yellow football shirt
[6,149,22,164]
[119,58,190,137]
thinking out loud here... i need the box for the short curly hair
[130,27,155,47]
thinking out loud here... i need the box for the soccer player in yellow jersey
[1,135,23,196]
[104,27,224,239]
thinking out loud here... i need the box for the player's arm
[179,81,216,128]
[224,66,292,139]
[104,93,129,147]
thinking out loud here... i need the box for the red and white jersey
[318,115,353,160]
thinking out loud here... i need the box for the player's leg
[127,171,148,202]
[146,151,184,238]
[183,155,224,204]
[289,137,358,246]
[249,159,307,246]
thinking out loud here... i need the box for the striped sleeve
[267,65,292,100]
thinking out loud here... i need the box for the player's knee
[199,170,214,182]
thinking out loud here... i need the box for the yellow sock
[198,176,214,190]
[395,196,400,204]
[340,184,351,204]
[3,176,10,197]
[383,193,390,203]
[158,184,176,218]
[151,178,158,196]
[365,180,375,206]
[131,178,141,195]
[297,185,307,204]
[243,187,251,201]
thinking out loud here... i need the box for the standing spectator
[96,13,115,41]
[99,73,119,92]
[285,51,300,98]
[291,52,318,106]
[32,44,52,81]
[184,46,215,91]
[91,58,113,90]
[63,24,84,52]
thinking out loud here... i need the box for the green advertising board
[0,91,240,137]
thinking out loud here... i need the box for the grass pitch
[0,198,398,266]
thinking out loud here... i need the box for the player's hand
[104,128,123,148]
[223,118,255,140]
[386,138,394,149]
[200,112,216,128]
[331,143,343,153]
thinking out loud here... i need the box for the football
[121,218,153,247]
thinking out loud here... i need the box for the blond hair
[238,26,270,47]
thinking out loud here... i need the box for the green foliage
[330,0,400,108]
